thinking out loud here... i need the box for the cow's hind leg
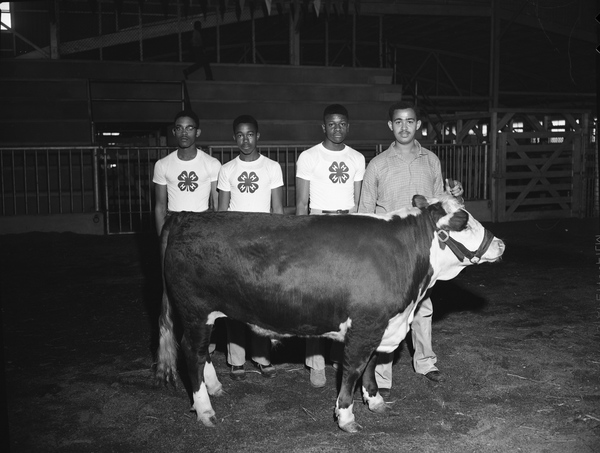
[181,323,218,427]
[361,352,387,414]
[155,290,178,386]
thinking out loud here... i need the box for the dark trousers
[184,47,214,81]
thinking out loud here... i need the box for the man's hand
[445,179,464,200]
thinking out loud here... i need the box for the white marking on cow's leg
[335,399,362,433]
[362,386,387,414]
[203,361,223,397]
[192,382,217,427]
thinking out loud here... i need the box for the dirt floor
[2,216,600,453]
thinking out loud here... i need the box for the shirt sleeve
[295,150,314,180]
[269,161,284,189]
[209,158,221,182]
[431,156,445,198]
[354,153,366,182]
[217,163,231,192]
[152,159,167,185]
[358,160,377,213]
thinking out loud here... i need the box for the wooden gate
[493,110,590,222]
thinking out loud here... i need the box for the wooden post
[352,10,356,67]
[490,110,499,221]
[489,0,501,221]
[49,0,60,59]
[571,121,585,218]
[98,1,102,60]
[289,10,299,65]
[495,128,506,222]
[138,4,143,61]
[252,13,256,64]
[216,10,221,63]
[325,20,329,66]
[176,2,182,62]
[379,15,383,68]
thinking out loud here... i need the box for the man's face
[322,113,349,146]
[172,116,200,148]
[388,109,421,145]
[234,123,260,155]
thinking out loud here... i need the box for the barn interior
[0,0,597,233]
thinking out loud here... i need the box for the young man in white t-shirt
[153,109,221,235]
[217,115,284,381]
[295,104,366,387]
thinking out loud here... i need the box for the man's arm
[295,177,310,215]
[358,164,376,213]
[271,186,284,214]
[209,181,219,212]
[217,190,230,212]
[353,180,363,213]
[154,184,168,235]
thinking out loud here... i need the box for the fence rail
[2,143,491,234]
[0,147,100,216]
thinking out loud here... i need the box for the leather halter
[435,218,496,264]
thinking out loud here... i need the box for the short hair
[232,115,259,133]
[174,110,199,127]
[323,104,349,121]
[388,102,419,121]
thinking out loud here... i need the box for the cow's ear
[412,195,429,208]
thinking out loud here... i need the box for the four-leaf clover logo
[237,171,260,193]
[177,171,199,192]
[329,161,349,184]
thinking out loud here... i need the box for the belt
[321,209,350,214]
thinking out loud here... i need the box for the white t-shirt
[296,143,365,211]
[217,155,284,213]
[152,148,221,212]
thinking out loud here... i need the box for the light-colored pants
[226,318,271,367]
[305,338,325,370]
[375,297,438,388]
[305,338,344,370]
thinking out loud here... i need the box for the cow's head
[413,194,505,281]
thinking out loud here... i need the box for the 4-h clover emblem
[329,161,350,184]
[238,171,260,193]
[177,171,199,192]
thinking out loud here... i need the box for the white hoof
[368,399,388,414]
[362,387,387,414]
[209,384,224,397]
[338,420,363,433]
[335,401,361,433]
[196,409,217,427]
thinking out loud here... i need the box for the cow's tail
[155,215,178,387]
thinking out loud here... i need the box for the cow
[155,194,505,433]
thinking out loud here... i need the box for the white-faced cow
[155,194,504,433]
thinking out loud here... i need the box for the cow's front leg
[361,352,387,414]
[335,338,378,432]
[335,369,362,433]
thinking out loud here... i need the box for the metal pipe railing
[1,144,491,234]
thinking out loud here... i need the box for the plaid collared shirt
[358,140,444,214]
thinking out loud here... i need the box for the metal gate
[494,111,590,222]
